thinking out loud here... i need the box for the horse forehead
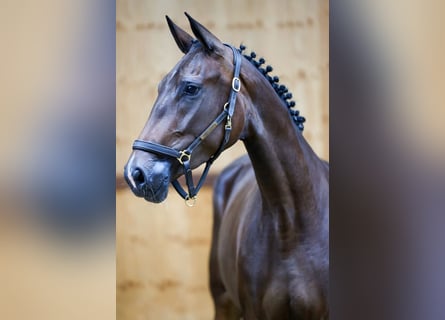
[167,53,222,83]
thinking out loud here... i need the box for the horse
[124,13,329,320]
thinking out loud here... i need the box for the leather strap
[133,140,180,158]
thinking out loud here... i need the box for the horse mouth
[142,181,169,203]
[125,178,169,203]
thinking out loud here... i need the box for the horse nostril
[132,168,145,186]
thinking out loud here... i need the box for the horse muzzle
[124,154,171,203]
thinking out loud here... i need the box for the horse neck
[240,69,325,231]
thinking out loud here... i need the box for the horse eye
[184,84,200,96]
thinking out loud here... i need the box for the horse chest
[217,205,285,308]
[217,206,327,317]
[216,190,260,307]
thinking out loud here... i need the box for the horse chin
[143,183,169,203]
[139,171,171,203]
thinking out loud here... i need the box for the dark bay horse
[124,13,329,319]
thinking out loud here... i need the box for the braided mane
[238,45,306,131]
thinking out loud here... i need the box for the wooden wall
[117,1,328,319]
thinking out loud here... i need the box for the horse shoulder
[211,155,260,307]
[213,154,253,217]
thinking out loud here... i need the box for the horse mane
[238,44,306,131]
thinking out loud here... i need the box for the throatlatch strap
[171,159,212,200]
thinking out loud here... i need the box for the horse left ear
[184,12,224,53]
[166,15,194,54]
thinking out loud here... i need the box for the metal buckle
[185,195,197,207]
[177,150,191,165]
[232,77,241,92]
[225,115,232,130]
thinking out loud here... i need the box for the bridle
[132,44,242,206]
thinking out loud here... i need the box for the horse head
[124,13,247,203]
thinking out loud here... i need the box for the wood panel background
[117,1,328,319]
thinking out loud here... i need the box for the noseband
[132,44,242,206]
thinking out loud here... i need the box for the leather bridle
[132,44,242,206]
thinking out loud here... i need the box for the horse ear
[166,15,194,54]
[184,12,224,53]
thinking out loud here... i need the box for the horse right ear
[166,15,194,54]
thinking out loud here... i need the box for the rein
[132,44,242,206]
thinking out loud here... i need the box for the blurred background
[116,0,328,319]
[330,1,445,319]
[1,0,444,319]
[0,0,115,319]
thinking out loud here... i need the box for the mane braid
[238,44,306,131]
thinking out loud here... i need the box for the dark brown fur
[125,14,329,319]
